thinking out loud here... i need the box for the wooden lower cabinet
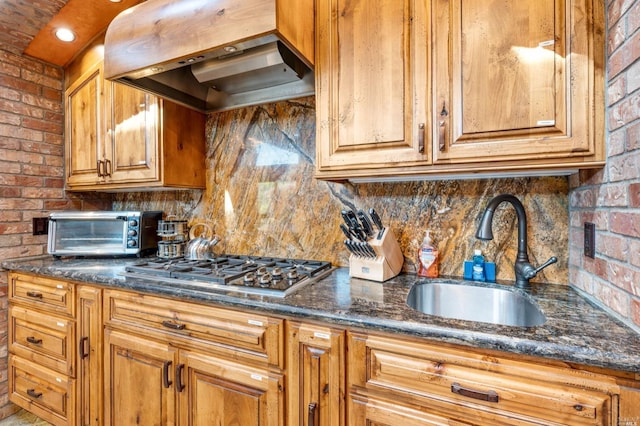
[103,289,285,426]
[348,331,618,426]
[8,272,640,426]
[286,321,345,426]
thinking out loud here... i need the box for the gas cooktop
[122,255,333,297]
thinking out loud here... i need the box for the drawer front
[104,289,283,367]
[9,272,74,316]
[9,356,76,426]
[349,333,613,426]
[9,306,75,376]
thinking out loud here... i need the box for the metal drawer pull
[26,291,43,299]
[27,389,42,399]
[418,123,425,153]
[162,361,172,388]
[161,320,186,330]
[26,336,42,345]
[451,382,499,403]
[308,402,317,426]
[79,336,89,359]
[175,363,185,392]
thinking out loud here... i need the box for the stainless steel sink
[406,282,546,327]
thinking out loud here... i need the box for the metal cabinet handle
[79,336,89,359]
[161,320,186,330]
[26,291,42,299]
[418,123,425,153]
[162,361,172,388]
[97,160,104,177]
[105,159,112,177]
[451,382,499,403]
[27,389,42,399]
[308,402,317,426]
[26,336,42,345]
[175,363,185,392]
[439,102,449,152]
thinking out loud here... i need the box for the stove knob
[258,273,272,287]
[286,268,299,280]
[256,266,268,276]
[271,267,283,278]
[243,272,256,286]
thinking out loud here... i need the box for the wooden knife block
[349,228,404,282]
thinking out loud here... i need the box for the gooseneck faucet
[476,194,557,287]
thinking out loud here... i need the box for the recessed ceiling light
[109,0,123,2]
[55,28,76,42]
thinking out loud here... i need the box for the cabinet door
[104,329,177,426]
[65,64,103,187]
[104,81,160,184]
[432,0,599,163]
[77,286,102,426]
[177,349,284,426]
[316,0,429,173]
[287,322,344,426]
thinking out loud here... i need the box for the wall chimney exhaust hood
[104,0,315,113]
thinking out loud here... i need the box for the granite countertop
[3,255,640,374]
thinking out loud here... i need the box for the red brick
[0,174,43,187]
[627,120,640,150]
[593,280,629,316]
[584,256,608,280]
[608,19,626,54]
[630,182,640,206]
[21,187,64,199]
[43,200,82,210]
[0,199,43,210]
[610,211,640,237]
[0,98,44,118]
[0,75,38,95]
[44,177,64,188]
[0,111,20,126]
[608,30,640,78]
[607,127,626,155]
[607,261,640,294]
[21,93,62,113]
[0,161,20,174]
[21,68,62,91]
[570,187,596,208]
[22,163,63,177]
[598,183,628,206]
[630,1,640,33]
[1,149,44,164]
[632,298,640,327]
[22,116,63,134]
[608,150,640,181]
[597,233,629,261]
[20,141,63,156]
[607,91,640,131]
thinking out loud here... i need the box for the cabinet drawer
[104,289,283,367]
[9,306,75,376]
[349,333,614,426]
[9,356,76,426]
[9,272,74,316]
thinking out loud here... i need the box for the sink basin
[406,282,546,327]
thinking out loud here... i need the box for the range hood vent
[104,0,315,113]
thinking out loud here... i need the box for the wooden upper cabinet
[104,81,159,185]
[66,63,103,189]
[432,0,602,165]
[315,0,604,180]
[64,35,206,192]
[315,0,429,174]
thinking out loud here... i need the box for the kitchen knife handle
[163,360,173,388]
[418,123,425,153]
[357,210,374,238]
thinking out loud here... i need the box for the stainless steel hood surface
[103,0,315,113]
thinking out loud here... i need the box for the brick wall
[569,0,640,331]
[0,47,113,418]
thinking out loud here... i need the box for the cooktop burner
[122,255,332,297]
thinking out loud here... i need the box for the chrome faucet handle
[523,256,558,279]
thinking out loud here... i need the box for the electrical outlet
[584,222,595,258]
[32,217,49,236]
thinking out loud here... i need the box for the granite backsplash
[114,96,569,284]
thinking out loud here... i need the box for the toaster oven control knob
[128,229,138,237]
[127,240,138,247]
[128,219,139,227]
